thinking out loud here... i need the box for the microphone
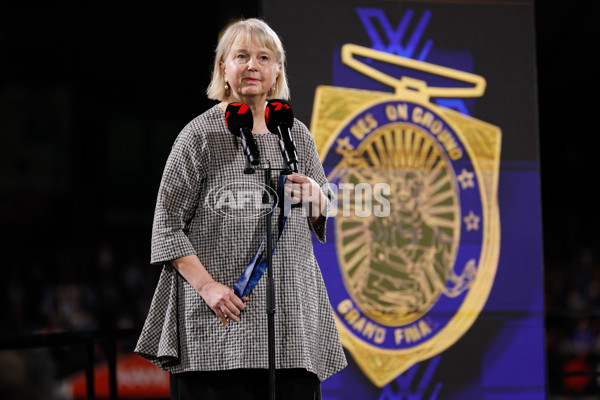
[225,102,260,171]
[265,99,298,173]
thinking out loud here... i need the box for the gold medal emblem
[312,44,502,386]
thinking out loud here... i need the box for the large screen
[264,1,544,398]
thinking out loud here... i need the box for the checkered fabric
[135,105,347,382]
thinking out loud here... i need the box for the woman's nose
[246,58,258,70]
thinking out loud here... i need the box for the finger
[231,295,246,311]
[286,187,298,200]
[289,192,301,203]
[221,304,239,324]
[285,174,299,182]
[287,183,302,195]
[285,187,300,203]
[303,182,316,195]
[224,301,241,322]
[284,183,298,195]
[242,296,250,302]
[217,309,229,327]
[220,305,230,318]
[224,312,239,323]
[286,174,308,184]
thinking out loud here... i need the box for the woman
[135,18,346,399]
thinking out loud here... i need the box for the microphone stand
[246,160,292,400]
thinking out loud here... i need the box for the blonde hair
[206,18,290,101]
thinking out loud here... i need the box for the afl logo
[205,181,279,219]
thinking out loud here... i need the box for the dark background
[0,0,598,397]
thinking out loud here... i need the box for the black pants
[170,368,322,400]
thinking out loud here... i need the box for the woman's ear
[220,61,227,81]
[274,64,280,83]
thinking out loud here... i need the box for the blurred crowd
[0,240,160,399]
[4,242,156,334]
[546,246,600,398]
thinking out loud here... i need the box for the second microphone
[265,99,298,173]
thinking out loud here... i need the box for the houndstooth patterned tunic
[135,104,347,381]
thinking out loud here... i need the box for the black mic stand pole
[262,160,277,400]
[264,130,296,400]
[248,160,291,400]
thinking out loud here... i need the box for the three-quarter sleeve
[150,126,209,265]
[296,121,334,243]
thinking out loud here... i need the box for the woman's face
[221,38,279,104]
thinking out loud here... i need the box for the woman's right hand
[171,255,250,328]
[198,280,250,327]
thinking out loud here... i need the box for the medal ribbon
[234,173,290,298]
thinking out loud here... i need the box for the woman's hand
[285,173,327,224]
[171,255,249,328]
[198,280,250,327]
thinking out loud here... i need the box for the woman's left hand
[284,173,326,222]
